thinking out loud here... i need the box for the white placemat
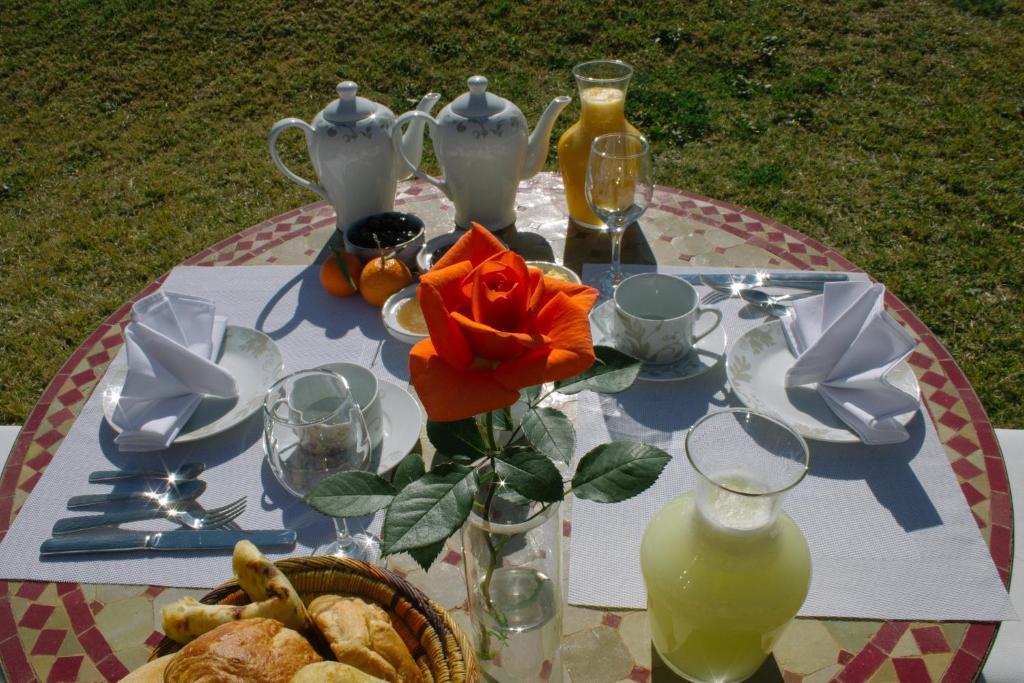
[0,265,408,587]
[568,264,1014,621]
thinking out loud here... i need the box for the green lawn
[1,0,1021,427]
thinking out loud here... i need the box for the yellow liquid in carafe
[557,87,641,228]
[640,490,811,683]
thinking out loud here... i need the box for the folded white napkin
[781,281,919,445]
[113,291,238,451]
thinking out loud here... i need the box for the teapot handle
[392,111,451,200]
[268,118,329,201]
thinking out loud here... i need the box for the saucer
[373,380,425,474]
[102,326,285,443]
[726,320,920,443]
[589,300,727,382]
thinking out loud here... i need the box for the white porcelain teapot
[393,76,570,231]
[269,82,440,231]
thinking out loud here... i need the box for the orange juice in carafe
[558,61,641,229]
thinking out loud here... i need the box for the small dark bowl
[343,211,425,270]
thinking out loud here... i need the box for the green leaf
[521,384,542,405]
[571,442,671,503]
[382,464,479,555]
[555,346,642,395]
[490,408,512,431]
[407,539,446,572]
[521,407,575,464]
[427,419,485,458]
[304,471,396,517]
[392,452,425,492]
[494,447,564,503]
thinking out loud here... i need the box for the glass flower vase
[462,476,562,683]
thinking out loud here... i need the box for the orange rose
[410,224,599,421]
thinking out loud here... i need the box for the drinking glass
[263,369,379,562]
[584,132,654,297]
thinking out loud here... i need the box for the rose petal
[494,291,595,391]
[432,222,506,271]
[467,254,530,332]
[538,276,599,313]
[417,268,474,371]
[410,338,521,422]
[452,312,547,362]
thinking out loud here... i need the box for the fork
[52,498,246,535]
[701,289,729,306]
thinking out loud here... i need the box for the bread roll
[161,541,310,643]
[291,661,387,682]
[119,654,173,683]
[164,618,321,683]
[309,596,421,683]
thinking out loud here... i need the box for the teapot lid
[450,76,505,118]
[323,82,379,123]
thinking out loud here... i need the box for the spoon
[739,289,816,317]
[88,463,207,484]
[67,479,207,509]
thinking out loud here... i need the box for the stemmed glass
[584,132,654,297]
[263,369,380,562]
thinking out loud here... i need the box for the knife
[40,529,296,556]
[700,272,848,288]
[67,479,206,509]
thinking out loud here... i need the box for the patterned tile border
[0,175,1010,682]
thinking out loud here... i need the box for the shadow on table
[597,362,732,450]
[651,646,783,682]
[807,410,941,532]
[251,247,389,350]
[561,219,657,277]
[94,410,262,472]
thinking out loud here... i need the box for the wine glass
[584,132,654,297]
[263,369,380,562]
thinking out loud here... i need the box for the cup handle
[392,111,451,200]
[692,307,723,344]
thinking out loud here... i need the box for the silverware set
[41,462,296,556]
[699,272,847,316]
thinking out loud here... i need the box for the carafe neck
[693,474,784,538]
[576,83,629,128]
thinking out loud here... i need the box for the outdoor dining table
[0,172,1012,683]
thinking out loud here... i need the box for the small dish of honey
[382,284,429,345]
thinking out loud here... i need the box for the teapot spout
[522,95,571,180]
[399,92,442,169]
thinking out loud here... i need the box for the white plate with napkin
[101,292,284,450]
[727,282,920,444]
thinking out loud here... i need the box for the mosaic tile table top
[0,174,1011,683]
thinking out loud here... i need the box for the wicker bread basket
[151,555,480,682]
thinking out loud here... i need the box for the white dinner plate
[726,320,920,443]
[589,299,727,382]
[373,380,425,473]
[102,326,284,443]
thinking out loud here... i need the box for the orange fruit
[319,251,363,297]
[360,254,413,306]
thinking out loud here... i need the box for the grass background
[1,0,1021,427]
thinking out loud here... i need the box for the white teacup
[318,363,383,449]
[613,273,723,364]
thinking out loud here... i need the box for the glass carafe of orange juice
[640,410,812,683]
[558,60,642,229]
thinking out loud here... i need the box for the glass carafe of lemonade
[640,409,812,683]
[558,60,642,229]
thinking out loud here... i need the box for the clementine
[319,251,363,297]
[360,254,412,307]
